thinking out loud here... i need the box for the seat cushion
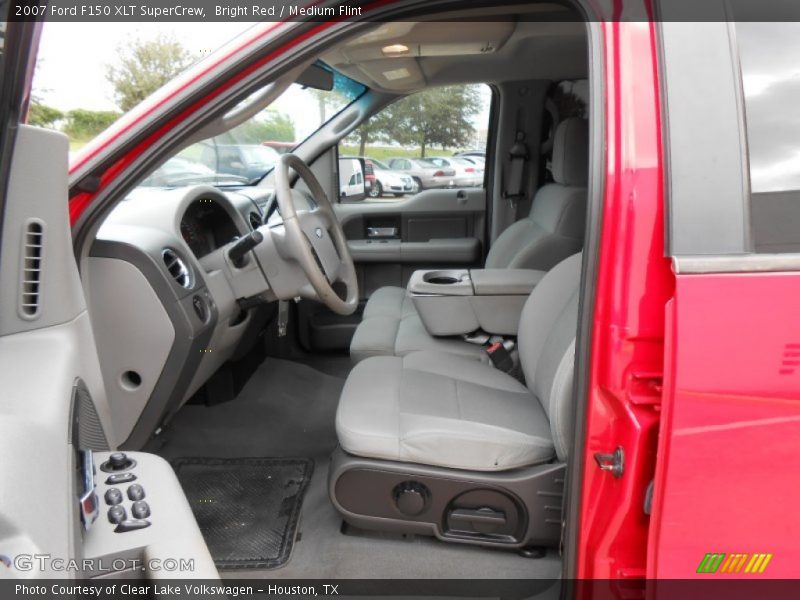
[350,287,487,364]
[336,351,555,471]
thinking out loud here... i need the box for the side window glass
[338,84,491,200]
[736,22,800,253]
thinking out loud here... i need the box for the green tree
[347,109,396,156]
[106,34,193,112]
[27,102,63,128]
[390,85,482,157]
[220,110,296,144]
[63,109,121,140]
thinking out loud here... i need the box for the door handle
[367,227,398,238]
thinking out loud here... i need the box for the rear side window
[337,83,492,201]
[736,22,800,253]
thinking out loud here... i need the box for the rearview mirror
[338,157,368,202]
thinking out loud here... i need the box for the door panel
[336,187,486,293]
[0,126,114,574]
[297,188,486,352]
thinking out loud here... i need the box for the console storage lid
[470,269,546,296]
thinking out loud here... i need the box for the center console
[80,451,218,579]
[407,268,546,336]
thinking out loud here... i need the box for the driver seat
[331,253,581,547]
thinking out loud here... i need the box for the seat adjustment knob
[393,481,429,517]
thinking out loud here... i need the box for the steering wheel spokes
[274,154,358,315]
[297,208,340,283]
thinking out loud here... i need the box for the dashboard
[89,185,275,449]
[179,198,241,258]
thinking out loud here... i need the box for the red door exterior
[575,21,673,579]
[647,273,800,578]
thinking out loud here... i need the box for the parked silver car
[386,157,456,190]
[428,156,482,187]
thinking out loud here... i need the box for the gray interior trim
[329,448,565,549]
[84,451,219,579]
[659,19,751,256]
[90,239,217,449]
[1,127,86,336]
[672,253,800,274]
[347,238,480,263]
[490,80,551,243]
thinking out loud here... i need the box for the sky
[34,22,256,111]
[735,22,800,193]
[33,22,492,145]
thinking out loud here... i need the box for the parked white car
[367,158,417,197]
[461,155,485,179]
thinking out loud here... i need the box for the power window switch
[127,484,145,501]
[104,488,123,506]
[131,501,150,520]
[114,519,151,533]
[107,505,126,525]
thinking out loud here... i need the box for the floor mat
[172,457,313,570]
[151,358,343,461]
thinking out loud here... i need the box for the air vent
[162,248,193,289]
[19,219,45,319]
[249,211,262,230]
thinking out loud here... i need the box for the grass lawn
[69,137,92,153]
[339,145,456,161]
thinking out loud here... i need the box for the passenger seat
[349,117,588,363]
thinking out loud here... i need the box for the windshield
[140,65,366,188]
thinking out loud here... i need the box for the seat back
[485,118,588,271]
[518,252,582,461]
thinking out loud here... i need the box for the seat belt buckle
[486,341,515,373]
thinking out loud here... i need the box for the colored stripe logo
[697,553,772,574]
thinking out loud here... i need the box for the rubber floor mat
[172,457,313,569]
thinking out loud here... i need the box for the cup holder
[427,276,459,285]
[422,271,466,285]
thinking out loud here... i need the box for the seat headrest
[551,118,589,187]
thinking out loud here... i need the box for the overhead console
[407,268,545,336]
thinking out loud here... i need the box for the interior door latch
[594,446,624,478]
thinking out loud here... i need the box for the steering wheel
[274,153,358,315]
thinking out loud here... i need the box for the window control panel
[98,453,152,533]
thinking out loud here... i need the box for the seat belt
[464,331,521,377]
[502,110,530,221]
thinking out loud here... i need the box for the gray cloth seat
[337,252,582,472]
[350,118,588,364]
